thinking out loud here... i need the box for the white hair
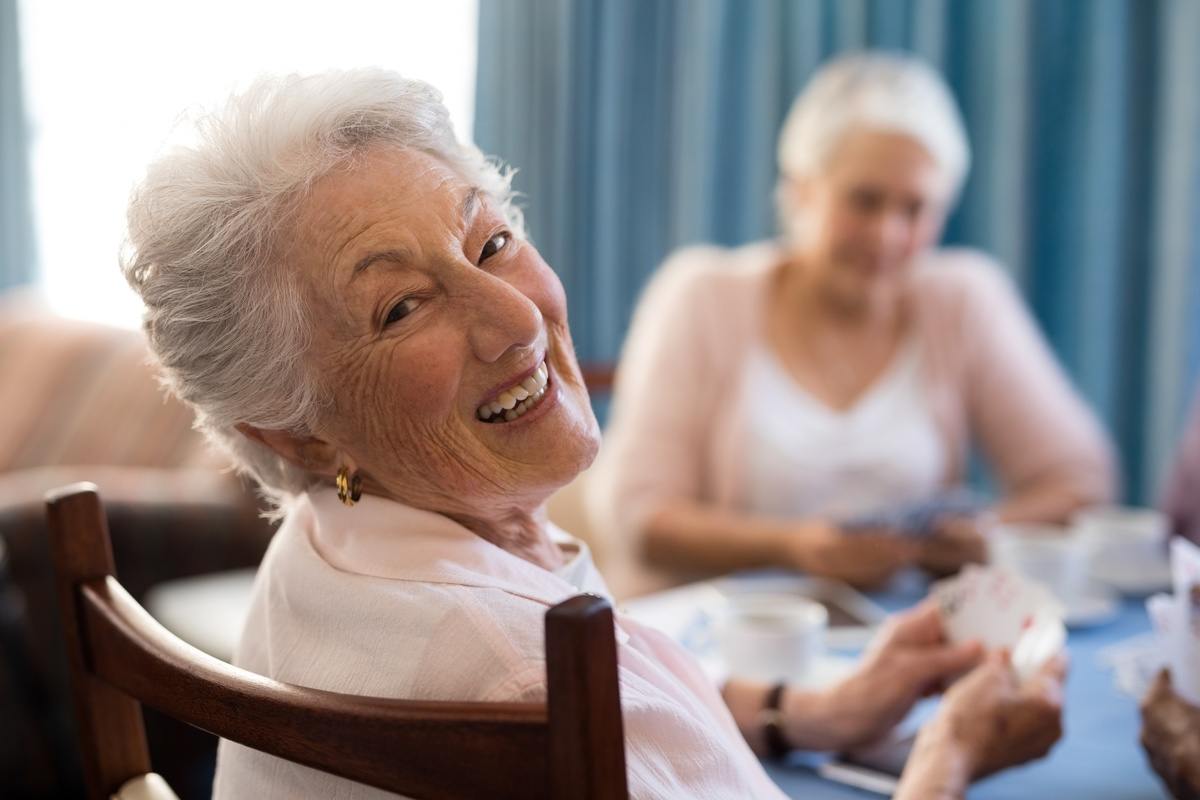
[121,69,524,510]
[776,52,970,235]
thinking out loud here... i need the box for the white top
[213,488,786,799]
[740,339,945,522]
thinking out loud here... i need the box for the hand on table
[1140,669,1200,800]
[804,601,983,751]
[917,515,990,578]
[785,521,918,590]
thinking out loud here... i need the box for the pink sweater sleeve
[955,256,1117,509]
[587,247,723,542]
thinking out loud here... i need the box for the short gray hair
[776,52,970,235]
[122,69,524,508]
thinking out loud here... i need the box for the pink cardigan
[589,242,1115,548]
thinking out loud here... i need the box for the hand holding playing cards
[917,516,989,578]
[896,651,1066,799]
[1140,669,1200,800]
[817,602,983,750]
[787,521,918,590]
[946,650,1066,772]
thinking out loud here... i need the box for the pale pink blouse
[213,487,787,799]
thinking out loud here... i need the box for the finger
[1022,659,1067,706]
[1040,652,1070,683]
[916,640,986,685]
[862,533,921,562]
[886,601,944,645]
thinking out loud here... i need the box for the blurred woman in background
[590,52,1114,593]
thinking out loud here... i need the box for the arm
[957,257,1116,523]
[643,502,800,575]
[646,501,918,589]
[723,603,983,756]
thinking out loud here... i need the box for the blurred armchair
[0,290,273,798]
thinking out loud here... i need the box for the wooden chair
[47,483,629,800]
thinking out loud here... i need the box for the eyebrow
[349,187,483,278]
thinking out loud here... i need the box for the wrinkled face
[286,145,600,517]
[788,129,950,308]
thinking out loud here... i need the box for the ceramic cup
[1074,506,1168,578]
[989,523,1086,607]
[715,593,828,684]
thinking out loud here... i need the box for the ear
[234,422,346,478]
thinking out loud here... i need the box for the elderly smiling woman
[122,70,1064,799]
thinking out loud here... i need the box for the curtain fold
[475,0,1200,503]
[0,0,34,290]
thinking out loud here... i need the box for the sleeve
[1160,392,1200,543]
[956,255,1117,507]
[498,622,788,800]
[586,247,726,543]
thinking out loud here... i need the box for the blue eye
[480,231,510,262]
[385,298,419,326]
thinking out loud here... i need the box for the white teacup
[715,593,827,684]
[989,523,1086,606]
[1074,506,1168,575]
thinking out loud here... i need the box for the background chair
[47,483,629,800]
[0,291,272,796]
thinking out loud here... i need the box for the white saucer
[1063,589,1120,629]
[1090,559,1172,596]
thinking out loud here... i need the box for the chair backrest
[47,483,628,800]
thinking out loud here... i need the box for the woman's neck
[777,252,905,336]
[448,505,565,572]
[357,476,566,572]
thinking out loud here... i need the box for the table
[628,570,1170,799]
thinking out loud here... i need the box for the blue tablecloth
[761,574,1170,799]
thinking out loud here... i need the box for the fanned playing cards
[931,565,1066,682]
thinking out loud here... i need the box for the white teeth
[479,359,552,423]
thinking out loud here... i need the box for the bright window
[20,0,478,327]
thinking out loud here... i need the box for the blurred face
[787,129,951,309]
[283,145,599,519]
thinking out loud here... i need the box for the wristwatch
[761,683,793,759]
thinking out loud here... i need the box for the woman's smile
[476,355,554,423]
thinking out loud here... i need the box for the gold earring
[335,466,363,507]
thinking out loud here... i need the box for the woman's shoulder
[644,240,781,305]
[911,247,1024,319]
[913,247,1016,293]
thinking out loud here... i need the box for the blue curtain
[475,0,1200,504]
[0,0,34,290]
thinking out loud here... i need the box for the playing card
[842,490,985,539]
[932,565,1066,680]
[1011,616,1066,683]
[1158,541,1200,704]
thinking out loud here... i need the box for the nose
[866,208,913,259]
[465,272,544,364]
